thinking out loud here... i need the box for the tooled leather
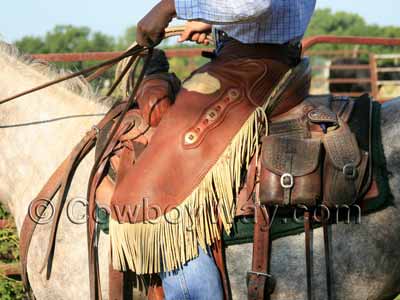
[306,95,354,122]
[307,106,338,124]
[322,122,361,170]
[322,95,372,207]
[259,157,321,207]
[268,117,311,138]
[110,57,290,223]
[323,151,368,207]
[261,136,321,177]
[259,94,373,209]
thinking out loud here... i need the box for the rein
[0,26,195,105]
[0,45,144,105]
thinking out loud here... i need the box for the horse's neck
[0,53,108,229]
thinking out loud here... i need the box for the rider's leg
[160,246,223,300]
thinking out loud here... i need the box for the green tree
[15,25,116,86]
[117,25,137,49]
[16,25,115,54]
[13,36,46,53]
[304,9,400,54]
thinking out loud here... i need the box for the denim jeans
[160,247,223,300]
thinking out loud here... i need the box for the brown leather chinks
[108,44,310,276]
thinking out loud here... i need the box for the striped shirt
[175,0,316,44]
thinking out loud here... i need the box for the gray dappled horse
[0,43,399,299]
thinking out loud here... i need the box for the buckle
[280,173,294,189]
[343,163,357,179]
[247,271,276,294]
[91,125,100,137]
[247,271,272,278]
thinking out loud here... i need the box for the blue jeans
[160,247,223,300]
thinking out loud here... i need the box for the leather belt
[214,31,302,67]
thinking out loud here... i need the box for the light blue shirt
[175,0,316,44]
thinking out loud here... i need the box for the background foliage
[0,204,23,300]
[305,9,400,54]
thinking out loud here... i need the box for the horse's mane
[0,41,114,107]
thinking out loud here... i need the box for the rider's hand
[136,0,176,47]
[178,21,213,45]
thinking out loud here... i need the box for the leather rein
[0,26,193,105]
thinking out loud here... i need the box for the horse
[0,42,399,300]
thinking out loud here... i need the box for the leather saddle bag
[258,94,372,209]
[259,135,322,207]
[322,120,369,207]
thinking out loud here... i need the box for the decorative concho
[205,109,218,122]
[184,131,199,145]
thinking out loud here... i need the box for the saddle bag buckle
[342,163,357,180]
[280,173,294,189]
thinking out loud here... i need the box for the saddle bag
[322,120,369,207]
[259,135,322,207]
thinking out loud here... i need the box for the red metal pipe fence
[302,35,400,51]
[30,36,400,62]
[27,35,400,102]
